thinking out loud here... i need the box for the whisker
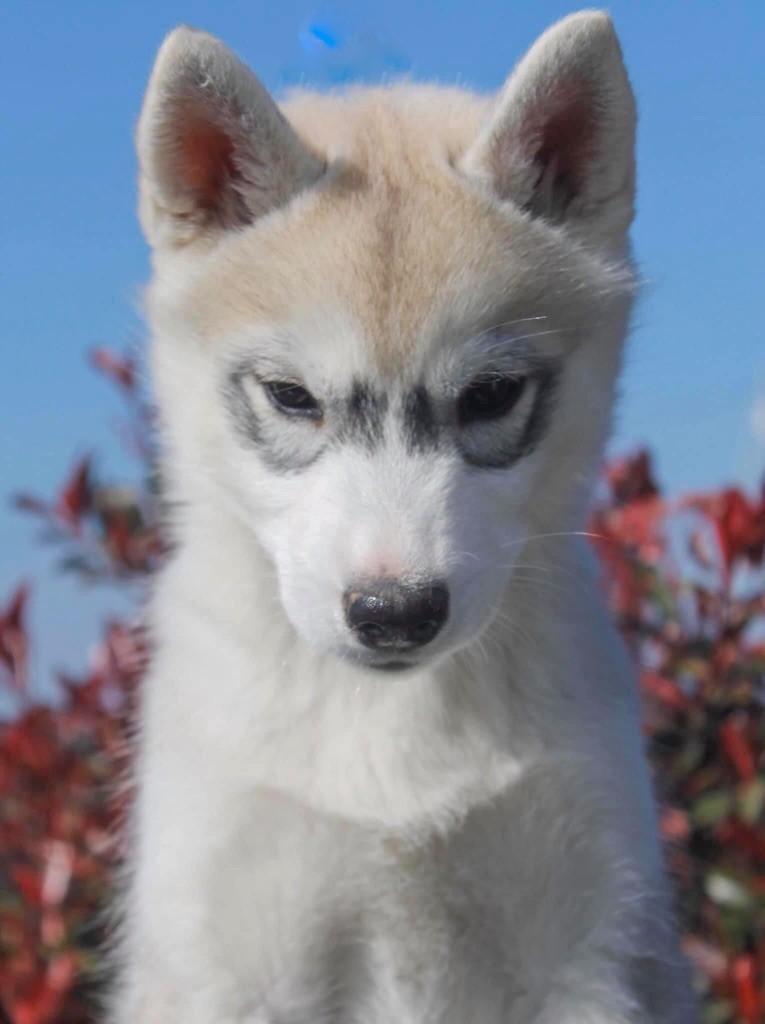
[470,317,611,350]
[507,573,568,597]
[489,608,536,652]
[451,549,481,566]
[501,530,606,550]
[473,327,570,352]
[471,316,549,339]
[510,560,597,600]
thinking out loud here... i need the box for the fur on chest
[173,777,639,1024]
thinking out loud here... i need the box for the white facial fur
[207,329,536,669]
[148,251,632,677]
[138,15,637,675]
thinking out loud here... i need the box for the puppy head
[138,12,637,672]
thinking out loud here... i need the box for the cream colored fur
[113,11,695,1023]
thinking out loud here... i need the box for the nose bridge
[344,440,454,577]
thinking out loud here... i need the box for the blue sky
[2,0,764,694]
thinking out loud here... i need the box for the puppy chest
[213,828,522,1023]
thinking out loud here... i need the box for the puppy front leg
[112,957,253,1024]
[111,753,256,1024]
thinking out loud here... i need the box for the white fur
[113,11,695,1022]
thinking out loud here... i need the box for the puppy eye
[457,376,526,426]
[263,380,321,420]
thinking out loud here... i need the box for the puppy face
[139,14,637,672]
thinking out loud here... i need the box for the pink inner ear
[488,75,598,208]
[173,100,238,211]
[534,77,597,193]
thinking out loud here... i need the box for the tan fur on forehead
[171,84,629,374]
[282,84,488,170]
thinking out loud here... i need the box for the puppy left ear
[136,26,325,248]
[461,11,636,244]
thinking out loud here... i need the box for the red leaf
[54,457,92,531]
[2,709,59,773]
[104,513,133,566]
[10,864,44,907]
[641,671,691,712]
[0,584,30,692]
[7,953,78,1024]
[90,347,136,392]
[719,716,757,782]
[606,449,661,505]
[3,585,28,634]
[730,952,761,1024]
[661,807,691,842]
[715,820,765,861]
[685,487,765,575]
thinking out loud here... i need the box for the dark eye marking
[223,369,323,474]
[457,375,526,426]
[341,380,388,449]
[263,380,322,420]
[224,369,264,445]
[459,367,559,470]
[403,385,439,452]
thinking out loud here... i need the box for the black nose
[344,579,449,651]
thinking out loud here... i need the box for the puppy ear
[462,12,636,243]
[136,27,325,247]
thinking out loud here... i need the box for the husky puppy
[114,11,695,1023]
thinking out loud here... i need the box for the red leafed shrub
[0,618,144,1024]
[592,457,765,1023]
[1,351,764,1022]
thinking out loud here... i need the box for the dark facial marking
[223,369,323,474]
[518,367,560,456]
[459,367,560,469]
[402,385,439,453]
[224,369,264,446]
[340,380,388,450]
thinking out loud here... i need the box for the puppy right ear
[136,27,325,248]
[461,12,636,246]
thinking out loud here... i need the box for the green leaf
[692,790,733,828]
[737,776,765,825]
[702,999,734,1024]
